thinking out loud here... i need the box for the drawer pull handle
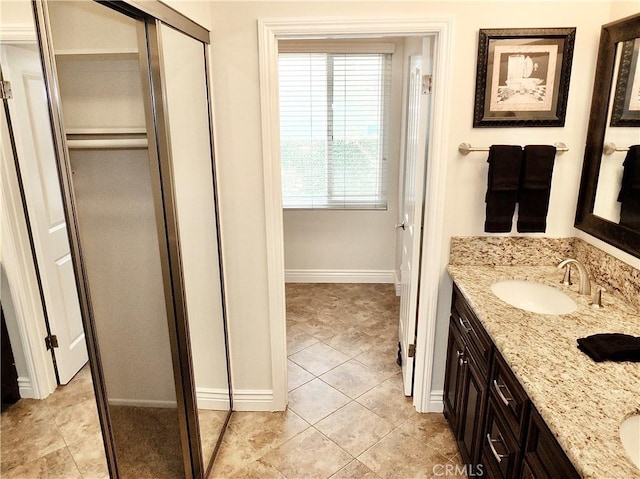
[493,379,513,406]
[487,433,507,463]
[458,315,472,333]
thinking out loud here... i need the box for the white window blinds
[279,52,391,209]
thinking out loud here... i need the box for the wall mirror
[32,0,232,477]
[575,13,640,257]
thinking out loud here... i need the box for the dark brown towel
[484,145,523,233]
[618,145,640,229]
[577,333,640,362]
[517,145,556,233]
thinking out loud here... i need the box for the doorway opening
[258,18,453,413]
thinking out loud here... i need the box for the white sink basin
[490,280,577,315]
[621,415,640,469]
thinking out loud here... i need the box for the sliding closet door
[152,22,232,475]
[41,2,185,477]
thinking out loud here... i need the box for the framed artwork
[610,38,640,127]
[473,27,576,127]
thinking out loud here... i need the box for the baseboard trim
[195,387,231,410]
[18,376,34,399]
[427,389,444,412]
[108,398,177,408]
[285,269,395,284]
[232,389,276,411]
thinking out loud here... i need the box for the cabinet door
[523,407,580,479]
[443,316,465,434]
[458,355,487,466]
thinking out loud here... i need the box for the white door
[398,38,432,396]
[2,44,88,384]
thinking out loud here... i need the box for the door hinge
[45,334,59,350]
[1,80,13,100]
[408,343,416,358]
[421,74,432,95]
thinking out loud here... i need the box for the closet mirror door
[152,22,232,473]
[44,2,185,477]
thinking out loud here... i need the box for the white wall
[282,38,404,282]
[207,0,634,400]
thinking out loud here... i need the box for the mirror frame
[575,13,640,257]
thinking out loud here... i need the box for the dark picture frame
[610,38,640,126]
[473,28,576,127]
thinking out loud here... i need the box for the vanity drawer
[452,285,493,374]
[481,395,521,479]
[490,351,529,443]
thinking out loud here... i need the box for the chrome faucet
[557,259,591,295]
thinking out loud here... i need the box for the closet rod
[603,142,630,155]
[66,138,148,149]
[458,142,568,156]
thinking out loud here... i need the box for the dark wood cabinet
[444,284,580,479]
[523,407,581,479]
[444,284,491,466]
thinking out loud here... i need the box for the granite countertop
[447,264,640,479]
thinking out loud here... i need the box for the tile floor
[0,364,108,478]
[211,283,465,479]
[1,283,464,478]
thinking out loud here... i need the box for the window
[278,52,391,209]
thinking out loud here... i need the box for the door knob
[395,222,406,230]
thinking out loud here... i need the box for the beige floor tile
[209,427,261,479]
[324,328,375,358]
[199,409,230,465]
[288,359,315,391]
[287,325,320,355]
[44,365,95,411]
[330,459,381,479]
[0,401,67,473]
[262,428,352,479]
[53,397,103,446]
[320,359,392,399]
[67,432,109,479]
[358,427,451,479]
[288,379,350,424]
[2,446,81,479]
[295,317,342,341]
[356,374,417,426]
[228,457,286,479]
[228,409,309,455]
[289,342,350,376]
[354,341,401,375]
[316,402,393,457]
[398,413,459,460]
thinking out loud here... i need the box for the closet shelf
[66,138,148,150]
[55,49,138,61]
[66,128,147,135]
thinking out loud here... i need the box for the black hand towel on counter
[618,145,640,230]
[577,333,640,362]
[484,145,523,233]
[517,145,556,233]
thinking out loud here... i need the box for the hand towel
[484,145,523,233]
[517,145,556,233]
[618,145,640,229]
[577,333,640,362]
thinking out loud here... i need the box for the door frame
[257,17,454,412]
[0,24,58,399]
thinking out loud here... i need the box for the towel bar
[458,142,568,156]
[603,142,630,155]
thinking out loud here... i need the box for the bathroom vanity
[444,254,640,478]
